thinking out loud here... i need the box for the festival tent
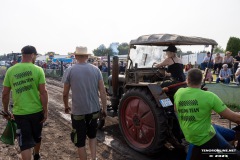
[52,58,73,63]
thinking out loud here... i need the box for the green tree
[45,52,56,56]
[93,44,114,56]
[214,45,225,53]
[226,37,240,57]
[118,43,129,55]
[106,47,114,56]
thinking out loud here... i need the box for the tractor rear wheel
[118,88,168,154]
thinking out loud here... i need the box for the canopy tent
[52,58,73,63]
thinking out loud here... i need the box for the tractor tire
[118,88,168,155]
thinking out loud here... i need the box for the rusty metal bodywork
[108,33,217,154]
[130,33,218,46]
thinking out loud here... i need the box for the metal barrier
[44,69,62,78]
[44,68,109,85]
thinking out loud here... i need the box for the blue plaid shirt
[219,68,231,78]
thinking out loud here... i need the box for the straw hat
[74,46,91,55]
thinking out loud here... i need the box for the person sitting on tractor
[174,68,240,160]
[154,45,185,82]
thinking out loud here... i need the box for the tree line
[213,37,240,56]
[0,37,239,59]
[93,43,129,56]
[92,37,240,57]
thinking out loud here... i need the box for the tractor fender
[125,83,172,108]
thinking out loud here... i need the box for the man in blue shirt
[216,64,231,84]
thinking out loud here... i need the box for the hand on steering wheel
[153,62,158,67]
[152,63,166,78]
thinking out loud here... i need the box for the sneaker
[33,153,41,160]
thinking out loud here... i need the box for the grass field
[206,83,240,107]
[203,72,240,107]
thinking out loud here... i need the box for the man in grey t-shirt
[62,46,107,160]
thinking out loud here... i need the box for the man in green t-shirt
[174,68,240,160]
[2,45,48,160]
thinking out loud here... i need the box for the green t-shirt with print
[174,87,227,146]
[3,63,46,115]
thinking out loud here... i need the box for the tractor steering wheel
[152,63,166,79]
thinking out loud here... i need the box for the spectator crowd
[195,51,240,85]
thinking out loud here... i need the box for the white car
[0,61,6,66]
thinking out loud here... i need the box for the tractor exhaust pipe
[111,56,119,112]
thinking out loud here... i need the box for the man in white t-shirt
[200,52,213,70]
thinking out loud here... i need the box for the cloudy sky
[0,0,239,55]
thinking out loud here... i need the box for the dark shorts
[14,111,44,151]
[71,112,99,148]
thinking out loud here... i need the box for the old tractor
[107,33,218,155]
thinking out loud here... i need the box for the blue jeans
[201,62,213,70]
[186,124,236,160]
[216,77,230,84]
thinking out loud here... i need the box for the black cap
[163,45,177,52]
[21,45,38,55]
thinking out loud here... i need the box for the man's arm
[227,69,232,78]
[219,108,240,124]
[218,70,222,78]
[174,104,177,112]
[39,84,48,123]
[63,83,71,114]
[235,69,240,77]
[233,58,237,63]
[234,58,240,63]
[2,86,11,114]
[203,56,208,63]
[98,80,107,116]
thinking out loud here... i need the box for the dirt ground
[0,78,236,160]
[0,78,130,160]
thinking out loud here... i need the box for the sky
[0,0,239,55]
